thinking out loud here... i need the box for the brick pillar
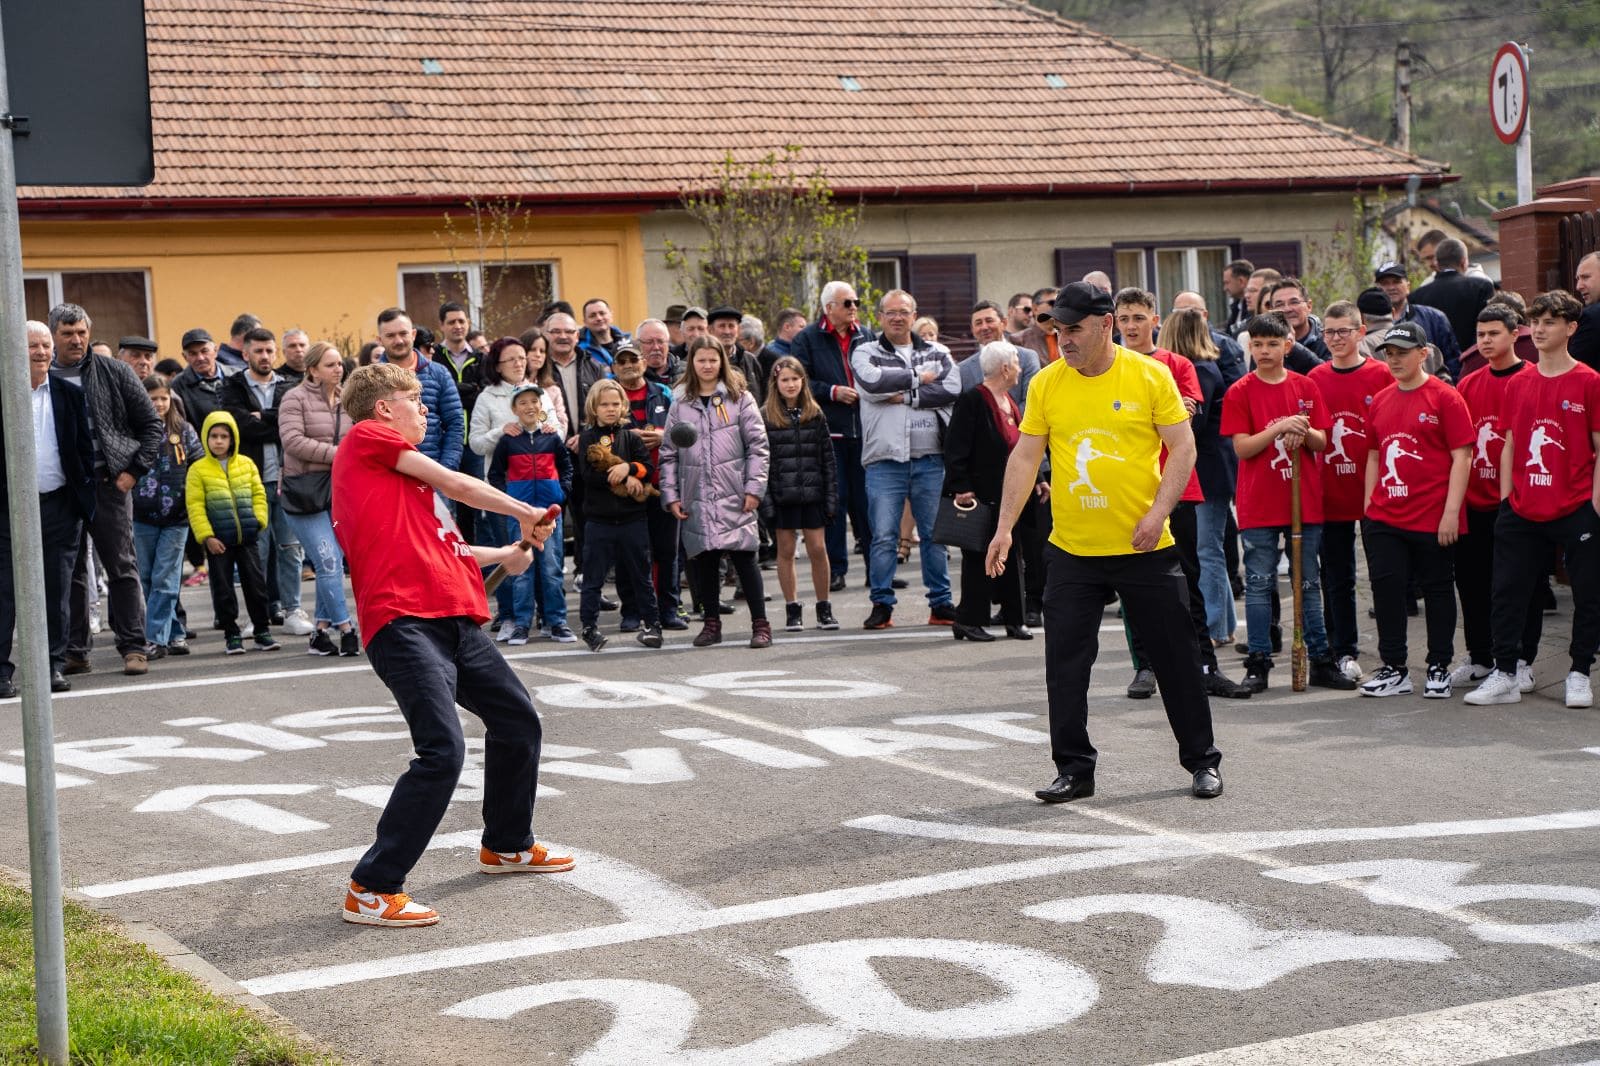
[1493,198,1592,298]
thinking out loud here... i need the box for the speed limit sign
[1489,42,1528,145]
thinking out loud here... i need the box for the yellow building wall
[20,212,647,357]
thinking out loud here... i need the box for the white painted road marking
[134,784,328,835]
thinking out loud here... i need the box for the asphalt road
[3,560,1599,1065]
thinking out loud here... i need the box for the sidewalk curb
[0,863,349,1062]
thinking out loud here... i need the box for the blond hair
[343,363,419,422]
[583,378,630,426]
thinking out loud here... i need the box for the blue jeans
[504,513,566,628]
[285,509,352,627]
[1241,524,1327,659]
[260,482,304,615]
[133,521,186,645]
[865,455,950,608]
[1194,499,1236,642]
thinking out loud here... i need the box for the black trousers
[1457,506,1542,668]
[694,549,766,622]
[1491,502,1600,674]
[352,616,544,893]
[1019,502,1050,614]
[1042,544,1220,778]
[620,498,681,622]
[0,488,83,678]
[825,436,869,579]
[1319,519,1360,661]
[68,479,146,657]
[207,539,270,638]
[958,540,1021,626]
[1129,501,1218,673]
[581,518,656,628]
[1361,518,1456,669]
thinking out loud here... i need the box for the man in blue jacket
[792,280,874,591]
[375,307,464,471]
[1375,262,1460,382]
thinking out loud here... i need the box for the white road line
[1148,979,1600,1065]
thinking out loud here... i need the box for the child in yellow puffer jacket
[186,410,278,654]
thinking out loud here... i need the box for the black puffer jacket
[762,407,837,515]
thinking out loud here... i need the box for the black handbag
[931,495,994,553]
[279,402,341,515]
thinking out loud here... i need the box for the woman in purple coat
[661,337,772,649]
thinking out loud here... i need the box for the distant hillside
[1031,0,1600,219]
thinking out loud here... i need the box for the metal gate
[1559,209,1600,289]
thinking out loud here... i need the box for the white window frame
[396,260,561,324]
[25,268,155,331]
[1151,245,1229,307]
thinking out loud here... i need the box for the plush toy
[586,441,661,498]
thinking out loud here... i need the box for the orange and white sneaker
[342,882,439,927]
[478,843,576,874]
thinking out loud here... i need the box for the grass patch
[0,882,337,1064]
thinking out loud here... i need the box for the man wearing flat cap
[987,282,1223,804]
[708,305,766,404]
[1374,263,1459,382]
[117,336,159,382]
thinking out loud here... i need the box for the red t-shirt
[1145,349,1204,503]
[1307,358,1393,521]
[1501,361,1600,522]
[1364,376,1474,533]
[1457,360,1531,512]
[332,420,488,645]
[1220,371,1331,529]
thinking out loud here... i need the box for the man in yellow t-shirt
[987,283,1222,804]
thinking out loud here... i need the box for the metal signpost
[1490,41,1532,205]
[0,1,151,1060]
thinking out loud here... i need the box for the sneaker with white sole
[283,609,315,636]
[1516,660,1535,693]
[507,625,530,646]
[1447,660,1492,686]
[1423,663,1451,699]
[1565,671,1593,709]
[495,621,516,643]
[1359,665,1412,698]
[1464,669,1521,705]
[342,882,439,927]
[548,624,577,644]
[478,843,576,874]
[1337,655,1364,682]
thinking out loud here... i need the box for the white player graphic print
[1474,422,1504,467]
[1327,416,1365,464]
[1268,437,1293,473]
[1526,424,1565,476]
[1380,439,1423,492]
[1067,436,1124,496]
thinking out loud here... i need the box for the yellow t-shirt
[1019,345,1187,557]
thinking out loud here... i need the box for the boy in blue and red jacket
[489,384,573,643]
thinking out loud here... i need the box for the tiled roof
[21,0,1448,205]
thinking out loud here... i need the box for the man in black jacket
[1567,251,1599,370]
[434,301,485,542]
[1411,239,1496,353]
[792,280,874,591]
[0,322,97,696]
[170,328,236,432]
[48,303,163,677]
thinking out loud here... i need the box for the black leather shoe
[0,678,15,699]
[952,623,995,642]
[1192,767,1223,798]
[1126,668,1156,699]
[829,574,847,592]
[891,577,909,590]
[1036,773,1095,803]
[598,595,620,612]
[1204,667,1253,699]
[1005,625,1033,640]
[1024,610,1043,628]
[50,671,71,693]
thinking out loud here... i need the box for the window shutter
[905,254,978,357]
[1237,241,1303,278]
[1054,247,1116,287]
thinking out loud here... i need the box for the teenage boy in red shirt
[1452,305,1545,691]
[1220,313,1356,693]
[1356,322,1473,698]
[1308,300,1393,682]
[1467,290,1600,709]
[332,363,570,928]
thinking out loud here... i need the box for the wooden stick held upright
[1289,449,1308,692]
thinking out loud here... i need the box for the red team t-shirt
[332,420,489,645]
[1146,349,1204,503]
[1307,358,1393,521]
[1457,361,1531,512]
[1501,362,1600,522]
[1364,376,1474,534]
[1220,371,1332,529]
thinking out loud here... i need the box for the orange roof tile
[20,0,1447,206]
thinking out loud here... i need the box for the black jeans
[1491,502,1600,675]
[620,498,681,622]
[207,539,270,638]
[1128,501,1218,673]
[68,479,146,657]
[694,549,766,622]
[957,541,1021,626]
[1042,544,1220,778]
[1457,507,1542,668]
[0,488,83,678]
[581,518,657,628]
[1320,520,1360,661]
[825,436,869,579]
[351,616,545,893]
[1361,519,1456,669]
[1019,503,1050,615]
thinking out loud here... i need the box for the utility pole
[1393,40,1412,152]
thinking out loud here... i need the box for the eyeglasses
[1323,327,1360,339]
[839,299,861,308]
[881,309,914,318]
[1272,298,1307,309]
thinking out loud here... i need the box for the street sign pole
[1490,41,1532,205]
[1516,49,1533,205]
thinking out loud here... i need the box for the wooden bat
[1289,449,1307,692]
[484,505,561,595]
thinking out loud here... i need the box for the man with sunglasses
[1010,286,1061,366]
[1005,293,1034,334]
[792,280,875,591]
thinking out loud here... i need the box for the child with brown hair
[761,356,838,630]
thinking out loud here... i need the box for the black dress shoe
[0,678,15,699]
[829,574,847,592]
[598,595,620,612]
[1024,610,1042,628]
[1204,667,1253,699]
[1035,773,1095,803]
[891,577,909,590]
[50,671,71,693]
[952,623,995,642]
[1005,625,1033,640]
[1192,766,1223,798]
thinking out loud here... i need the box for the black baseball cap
[1036,281,1115,325]
[1379,321,1427,351]
[707,305,742,324]
[1374,261,1408,281]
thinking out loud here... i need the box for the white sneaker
[495,621,515,643]
[283,609,315,636]
[1337,655,1364,682]
[1447,660,1491,686]
[1463,670,1522,705]
[1565,672,1593,709]
[1359,665,1412,697]
[1423,664,1451,699]
[1516,659,1535,693]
